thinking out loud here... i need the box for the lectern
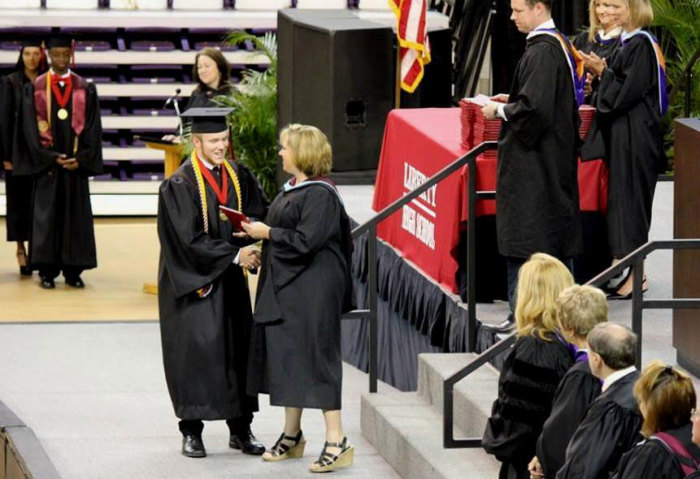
[672,118,700,377]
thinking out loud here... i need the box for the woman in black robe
[580,0,667,299]
[0,39,47,275]
[570,0,622,103]
[243,124,354,473]
[531,285,607,478]
[482,254,575,479]
[611,362,700,478]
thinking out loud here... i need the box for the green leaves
[216,32,279,199]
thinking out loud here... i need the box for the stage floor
[0,217,159,323]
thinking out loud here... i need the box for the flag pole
[395,44,402,109]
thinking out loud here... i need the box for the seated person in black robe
[482,253,575,479]
[557,323,643,478]
[243,124,355,473]
[530,285,607,478]
[611,361,700,478]
[482,0,583,329]
[157,108,268,458]
[0,38,47,276]
[13,34,103,289]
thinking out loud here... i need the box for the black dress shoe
[182,434,206,458]
[229,429,265,455]
[19,265,32,276]
[40,277,55,289]
[65,277,85,288]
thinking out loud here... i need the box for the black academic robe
[0,71,33,242]
[13,75,103,271]
[184,82,234,110]
[496,34,582,260]
[592,33,666,257]
[557,371,643,479]
[157,159,268,420]
[612,423,700,479]
[248,181,353,410]
[536,360,603,478]
[483,333,574,479]
[572,31,621,104]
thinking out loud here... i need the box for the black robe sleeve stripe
[12,82,59,176]
[157,174,238,298]
[75,82,103,175]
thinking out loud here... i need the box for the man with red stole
[14,33,103,289]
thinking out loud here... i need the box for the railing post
[632,259,644,369]
[467,155,477,352]
[368,225,378,393]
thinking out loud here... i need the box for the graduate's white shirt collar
[602,365,637,392]
[198,156,224,171]
[527,19,556,39]
[621,28,642,43]
[598,27,622,40]
[50,69,72,79]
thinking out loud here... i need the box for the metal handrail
[443,238,700,448]
[343,140,499,393]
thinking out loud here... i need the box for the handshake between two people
[233,220,271,271]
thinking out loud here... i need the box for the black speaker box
[277,9,394,181]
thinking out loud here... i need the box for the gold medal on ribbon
[219,211,228,222]
[57,108,69,121]
[38,120,49,133]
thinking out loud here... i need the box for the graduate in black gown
[243,124,355,473]
[482,0,583,326]
[0,38,47,275]
[557,323,643,478]
[612,362,700,479]
[580,0,667,299]
[157,108,268,458]
[13,34,102,289]
[482,254,575,479]
[570,0,622,103]
[531,285,607,478]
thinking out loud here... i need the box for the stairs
[361,353,501,478]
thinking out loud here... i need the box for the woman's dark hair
[191,47,230,90]
[15,46,47,75]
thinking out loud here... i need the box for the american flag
[389,0,431,93]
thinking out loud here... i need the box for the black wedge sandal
[262,430,306,462]
[310,437,354,473]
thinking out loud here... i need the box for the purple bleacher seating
[193,41,238,52]
[132,109,176,116]
[75,41,111,52]
[130,41,176,52]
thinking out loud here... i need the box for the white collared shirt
[598,27,622,41]
[602,365,637,392]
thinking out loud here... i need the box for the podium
[140,137,182,295]
[672,118,700,377]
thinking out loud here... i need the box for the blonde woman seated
[483,253,575,479]
[243,124,354,473]
[612,362,700,478]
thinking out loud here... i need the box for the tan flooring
[0,217,159,322]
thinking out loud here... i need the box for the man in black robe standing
[482,0,582,328]
[14,33,103,289]
[557,323,643,478]
[157,108,268,458]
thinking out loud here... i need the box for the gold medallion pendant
[37,120,49,133]
[57,108,69,120]
[219,211,228,222]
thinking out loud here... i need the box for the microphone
[163,88,182,109]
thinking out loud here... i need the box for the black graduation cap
[46,34,73,49]
[181,107,234,134]
[21,38,43,49]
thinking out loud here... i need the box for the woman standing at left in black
[0,39,46,275]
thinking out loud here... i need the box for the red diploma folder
[218,206,250,232]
